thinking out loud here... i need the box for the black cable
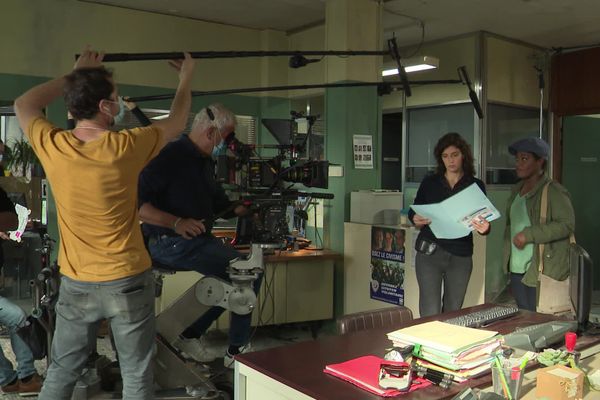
[127,80,461,102]
[383,8,426,58]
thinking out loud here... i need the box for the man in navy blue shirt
[138,103,254,368]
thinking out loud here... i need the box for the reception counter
[343,222,486,318]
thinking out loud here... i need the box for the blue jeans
[415,246,473,317]
[39,271,155,400]
[0,297,36,386]
[510,273,537,311]
[149,234,261,347]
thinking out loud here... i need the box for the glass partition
[406,103,475,183]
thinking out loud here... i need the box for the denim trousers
[0,296,36,386]
[39,270,155,400]
[510,272,537,311]
[415,246,473,317]
[149,234,261,347]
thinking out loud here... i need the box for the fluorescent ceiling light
[151,114,170,120]
[382,56,439,76]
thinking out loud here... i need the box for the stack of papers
[387,321,502,381]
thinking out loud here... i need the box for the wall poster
[370,226,405,305]
[353,134,373,169]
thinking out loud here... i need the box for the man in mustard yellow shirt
[14,47,196,400]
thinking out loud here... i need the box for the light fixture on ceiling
[382,56,439,76]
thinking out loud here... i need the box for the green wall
[325,84,381,316]
[325,85,381,252]
[563,116,600,289]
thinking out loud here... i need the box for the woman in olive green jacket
[503,137,575,311]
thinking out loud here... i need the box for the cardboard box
[536,364,584,400]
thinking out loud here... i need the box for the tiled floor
[0,320,328,399]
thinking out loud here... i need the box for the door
[562,116,600,289]
[381,112,402,190]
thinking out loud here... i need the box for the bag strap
[538,182,550,276]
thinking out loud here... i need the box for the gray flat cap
[508,137,550,159]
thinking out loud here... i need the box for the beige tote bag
[536,182,575,314]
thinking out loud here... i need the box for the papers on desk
[387,321,499,354]
[387,321,502,379]
[415,359,492,383]
[410,183,500,239]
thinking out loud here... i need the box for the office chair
[337,306,413,335]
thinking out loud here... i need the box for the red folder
[324,355,431,397]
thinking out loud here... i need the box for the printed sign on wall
[353,135,373,169]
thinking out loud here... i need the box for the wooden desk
[234,304,597,400]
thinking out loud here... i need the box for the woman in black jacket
[408,133,490,317]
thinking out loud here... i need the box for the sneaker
[18,373,43,395]
[224,344,252,369]
[174,337,216,363]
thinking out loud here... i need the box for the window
[115,109,257,145]
[486,103,546,184]
[0,106,24,146]
[406,104,475,183]
[291,96,326,161]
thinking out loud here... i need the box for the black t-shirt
[138,135,233,238]
[0,188,16,267]
[408,174,486,256]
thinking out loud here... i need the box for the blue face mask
[212,139,226,158]
[113,97,126,125]
[105,97,126,126]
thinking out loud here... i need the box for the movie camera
[216,111,334,246]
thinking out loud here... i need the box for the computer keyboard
[502,320,578,351]
[444,305,520,328]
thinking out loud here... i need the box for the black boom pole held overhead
[76,42,483,117]
[76,50,389,62]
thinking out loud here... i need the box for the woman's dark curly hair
[433,132,475,177]
[64,67,114,120]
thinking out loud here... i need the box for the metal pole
[387,38,412,97]
[78,50,389,62]
[128,80,462,103]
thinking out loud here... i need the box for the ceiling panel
[383,0,600,48]
[81,0,600,49]
[80,0,326,32]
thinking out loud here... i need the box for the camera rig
[215,111,334,246]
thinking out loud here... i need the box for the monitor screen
[569,243,593,329]
[261,119,294,146]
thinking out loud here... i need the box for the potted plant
[6,138,43,181]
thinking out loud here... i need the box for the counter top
[262,248,341,262]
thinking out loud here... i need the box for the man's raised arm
[14,47,104,135]
[151,53,195,141]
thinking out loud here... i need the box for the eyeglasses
[378,361,412,391]
[380,363,410,378]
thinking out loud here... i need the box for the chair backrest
[337,306,413,335]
